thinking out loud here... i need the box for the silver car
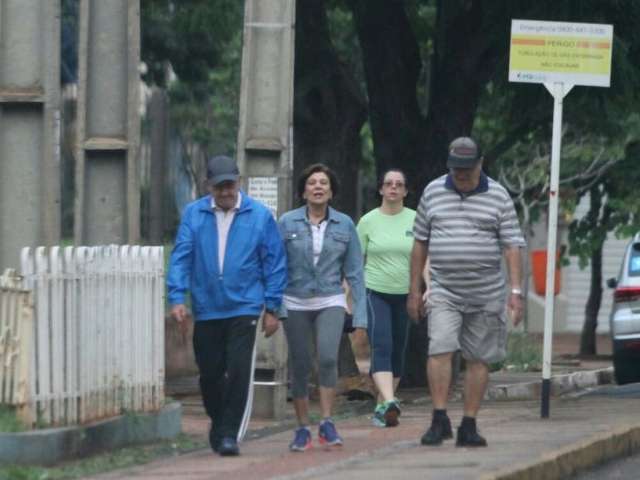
[607,232,640,384]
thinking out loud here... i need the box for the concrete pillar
[237,0,296,419]
[148,87,168,245]
[75,0,140,245]
[0,0,61,269]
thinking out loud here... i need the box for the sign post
[509,19,612,418]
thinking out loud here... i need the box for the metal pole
[0,0,60,269]
[540,81,573,418]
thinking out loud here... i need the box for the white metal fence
[3,245,166,427]
[0,270,34,424]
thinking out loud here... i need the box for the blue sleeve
[260,213,288,311]
[276,216,289,319]
[167,206,194,305]
[343,220,366,328]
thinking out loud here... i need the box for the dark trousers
[366,289,410,377]
[192,316,258,440]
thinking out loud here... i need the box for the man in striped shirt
[407,137,525,447]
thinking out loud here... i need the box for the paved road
[572,452,640,479]
[569,383,640,479]
[582,382,640,399]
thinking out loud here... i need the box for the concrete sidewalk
[83,334,628,480]
[85,390,640,480]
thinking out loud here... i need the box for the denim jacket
[277,206,366,328]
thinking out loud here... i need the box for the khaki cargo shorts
[426,294,507,364]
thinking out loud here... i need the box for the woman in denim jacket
[278,163,366,452]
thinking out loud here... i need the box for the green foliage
[568,123,640,268]
[326,2,364,83]
[474,1,640,168]
[492,333,542,373]
[142,0,244,195]
[141,0,242,87]
[0,434,206,480]
[476,65,639,349]
[168,28,243,160]
[0,405,25,433]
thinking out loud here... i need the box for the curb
[486,367,614,401]
[480,424,640,480]
[0,402,182,466]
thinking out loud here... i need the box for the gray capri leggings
[283,306,345,399]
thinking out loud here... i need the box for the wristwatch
[510,287,523,296]
[264,307,277,315]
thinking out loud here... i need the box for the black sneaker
[420,417,453,445]
[456,426,488,447]
[218,436,240,456]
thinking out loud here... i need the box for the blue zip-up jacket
[277,206,366,328]
[167,192,287,320]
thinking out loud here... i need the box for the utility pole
[75,0,141,245]
[0,0,60,269]
[148,87,169,245]
[236,0,296,421]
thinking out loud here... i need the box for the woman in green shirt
[357,169,416,427]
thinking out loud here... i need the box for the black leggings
[366,289,410,377]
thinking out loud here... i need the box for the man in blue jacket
[167,155,287,456]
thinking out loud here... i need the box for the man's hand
[407,291,425,323]
[262,311,279,338]
[508,293,524,326]
[170,304,189,337]
[422,288,431,308]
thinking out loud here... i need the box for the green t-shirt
[356,207,416,294]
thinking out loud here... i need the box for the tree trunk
[294,0,367,217]
[349,1,502,202]
[347,0,426,205]
[579,190,612,356]
[422,0,500,181]
[294,0,367,378]
[580,244,603,355]
[349,0,502,387]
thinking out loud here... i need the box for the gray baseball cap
[206,155,239,185]
[447,137,481,168]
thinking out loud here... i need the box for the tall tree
[141,0,244,225]
[347,0,427,203]
[569,138,640,354]
[294,0,368,380]
[346,0,640,381]
[294,0,367,216]
[348,0,515,200]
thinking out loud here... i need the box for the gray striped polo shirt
[413,173,525,305]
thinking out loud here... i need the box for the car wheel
[613,350,640,385]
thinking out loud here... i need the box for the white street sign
[509,19,613,87]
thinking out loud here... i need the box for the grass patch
[0,434,206,480]
[492,332,542,372]
[0,405,26,433]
